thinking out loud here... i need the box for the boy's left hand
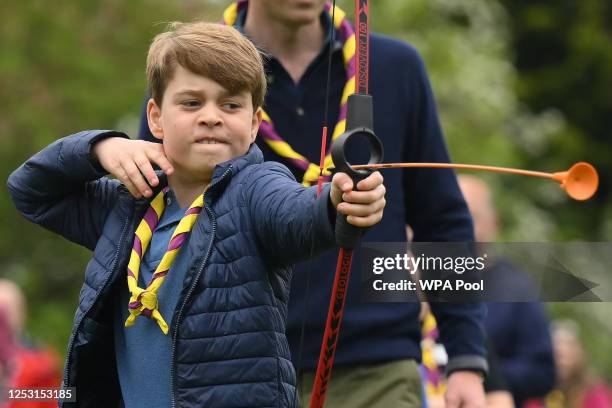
[330,171,386,227]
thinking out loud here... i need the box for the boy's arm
[245,163,337,264]
[7,130,129,251]
[245,163,385,264]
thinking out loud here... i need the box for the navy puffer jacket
[7,130,336,408]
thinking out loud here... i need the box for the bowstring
[294,0,338,406]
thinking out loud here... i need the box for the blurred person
[0,279,61,408]
[0,310,16,407]
[524,321,612,408]
[458,175,556,406]
[139,1,488,406]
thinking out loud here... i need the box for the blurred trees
[0,0,196,353]
[498,0,612,380]
[498,0,612,240]
[1,0,610,379]
[363,0,610,242]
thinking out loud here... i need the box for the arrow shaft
[350,162,554,180]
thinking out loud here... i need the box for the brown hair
[146,22,266,108]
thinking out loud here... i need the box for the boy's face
[147,65,262,180]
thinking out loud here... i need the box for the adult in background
[140,1,487,406]
[0,310,14,407]
[0,279,61,408]
[458,175,556,407]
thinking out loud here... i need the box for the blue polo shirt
[139,12,486,375]
[114,190,195,408]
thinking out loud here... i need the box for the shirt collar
[158,189,185,227]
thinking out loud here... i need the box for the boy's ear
[250,107,263,143]
[147,98,164,140]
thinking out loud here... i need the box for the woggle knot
[125,289,169,335]
[139,290,158,310]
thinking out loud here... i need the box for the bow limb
[309,1,374,407]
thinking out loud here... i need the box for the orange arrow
[347,162,598,201]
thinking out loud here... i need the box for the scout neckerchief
[222,0,356,186]
[125,188,204,334]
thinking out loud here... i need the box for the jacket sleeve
[7,130,129,251]
[398,44,488,373]
[244,162,336,265]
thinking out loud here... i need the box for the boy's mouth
[195,137,226,145]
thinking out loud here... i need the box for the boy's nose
[198,106,222,128]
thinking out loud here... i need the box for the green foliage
[498,0,612,380]
[498,0,612,240]
[355,0,601,243]
[0,0,195,353]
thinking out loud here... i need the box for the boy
[7,22,385,408]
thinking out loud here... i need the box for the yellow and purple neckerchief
[223,0,357,186]
[125,188,204,334]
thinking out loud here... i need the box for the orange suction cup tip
[553,162,599,201]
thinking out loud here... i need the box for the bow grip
[331,94,383,249]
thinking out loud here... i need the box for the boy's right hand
[92,137,174,198]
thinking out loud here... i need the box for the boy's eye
[181,100,200,107]
[222,102,241,110]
